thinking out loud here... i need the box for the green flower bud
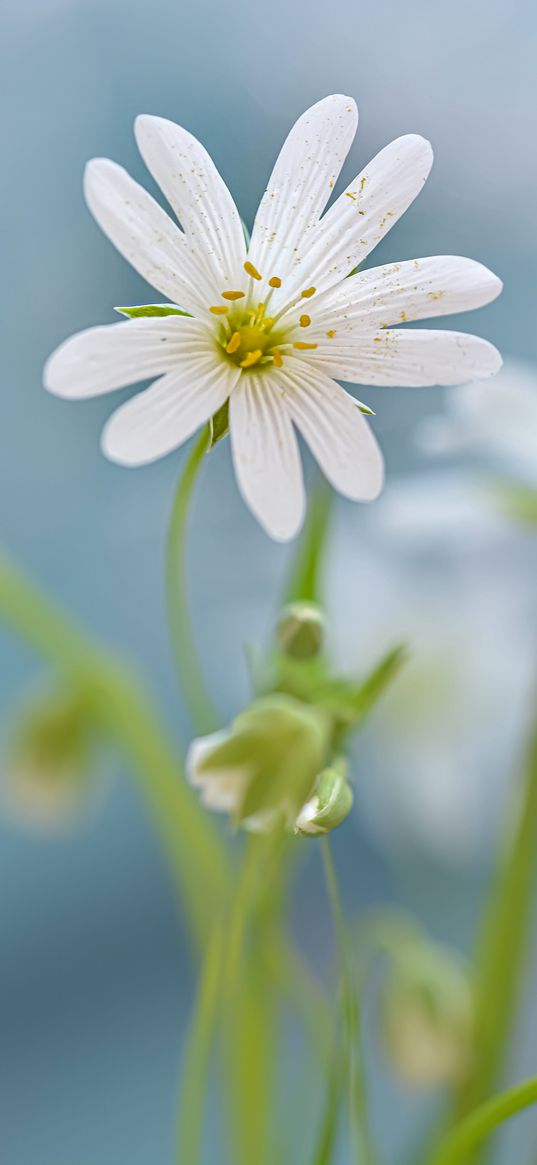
[295,762,353,836]
[1,687,103,832]
[276,602,326,661]
[381,939,475,1089]
[186,693,328,832]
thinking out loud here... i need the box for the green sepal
[357,402,376,417]
[209,399,230,448]
[114,304,193,318]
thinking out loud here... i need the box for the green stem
[427,1077,537,1165]
[166,426,219,734]
[284,478,332,604]
[0,553,232,945]
[454,704,537,1130]
[321,837,377,1165]
[175,924,225,1164]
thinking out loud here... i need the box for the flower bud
[186,693,328,832]
[380,939,475,1089]
[1,687,101,832]
[295,762,353,836]
[276,602,326,661]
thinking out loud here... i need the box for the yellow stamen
[300,286,316,299]
[293,341,318,351]
[240,349,263,368]
[226,332,241,354]
[221,290,245,301]
[272,349,283,368]
[263,317,275,327]
[326,329,336,338]
[244,261,262,281]
[268,276,282,288]
[210,305,229,315]
[299,314,311,328]
[256,302,266,321]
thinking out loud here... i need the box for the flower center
[209,263,321,371]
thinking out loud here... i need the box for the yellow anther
[300,286,316,299]
[221,290,245,301]
[293,341,318,351]
[226,332,241,354]
[299,314,311,328]
[210,305,229,315]
[263,317,275,327]
[256,302,266,321]
[244,261,262,280]
[326,329,336,338]
[272,349,283,368]
[268,276,282,288]
[240,349,263,368]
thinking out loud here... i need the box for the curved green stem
[0,553,231,945]
[166,427,219,734]
[428,1077,537,1165]
[454,700,537,1132]
[321,838,377,1165]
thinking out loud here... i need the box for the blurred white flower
[380,937,475,1089]
[418,358,537,487]
[329,461,537,867]
[186,693,330,832]
[1,686,106,833]
[45,95,501,540]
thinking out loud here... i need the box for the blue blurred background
[1,1,536,1161]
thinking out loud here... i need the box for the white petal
[307,329,503,387]
[102,352,239,465]
[281,135,433,304]
[84,159,215,314]
[44,316,211,398]
[247,95,357,304]
[308,256,503,338]
[135,115,247,291]
[229,374,305,541]
[277,357,384,501]
[186,732,250,813]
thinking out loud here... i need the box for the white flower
[44,95,502,541]
[185,694,329,833]
[418,358,537,487]
[328,472,537,867]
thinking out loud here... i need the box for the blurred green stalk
[428,1076,537,1165]
[321,837,378,1165]
[0,553,232,945]
[453,695,537,1146]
